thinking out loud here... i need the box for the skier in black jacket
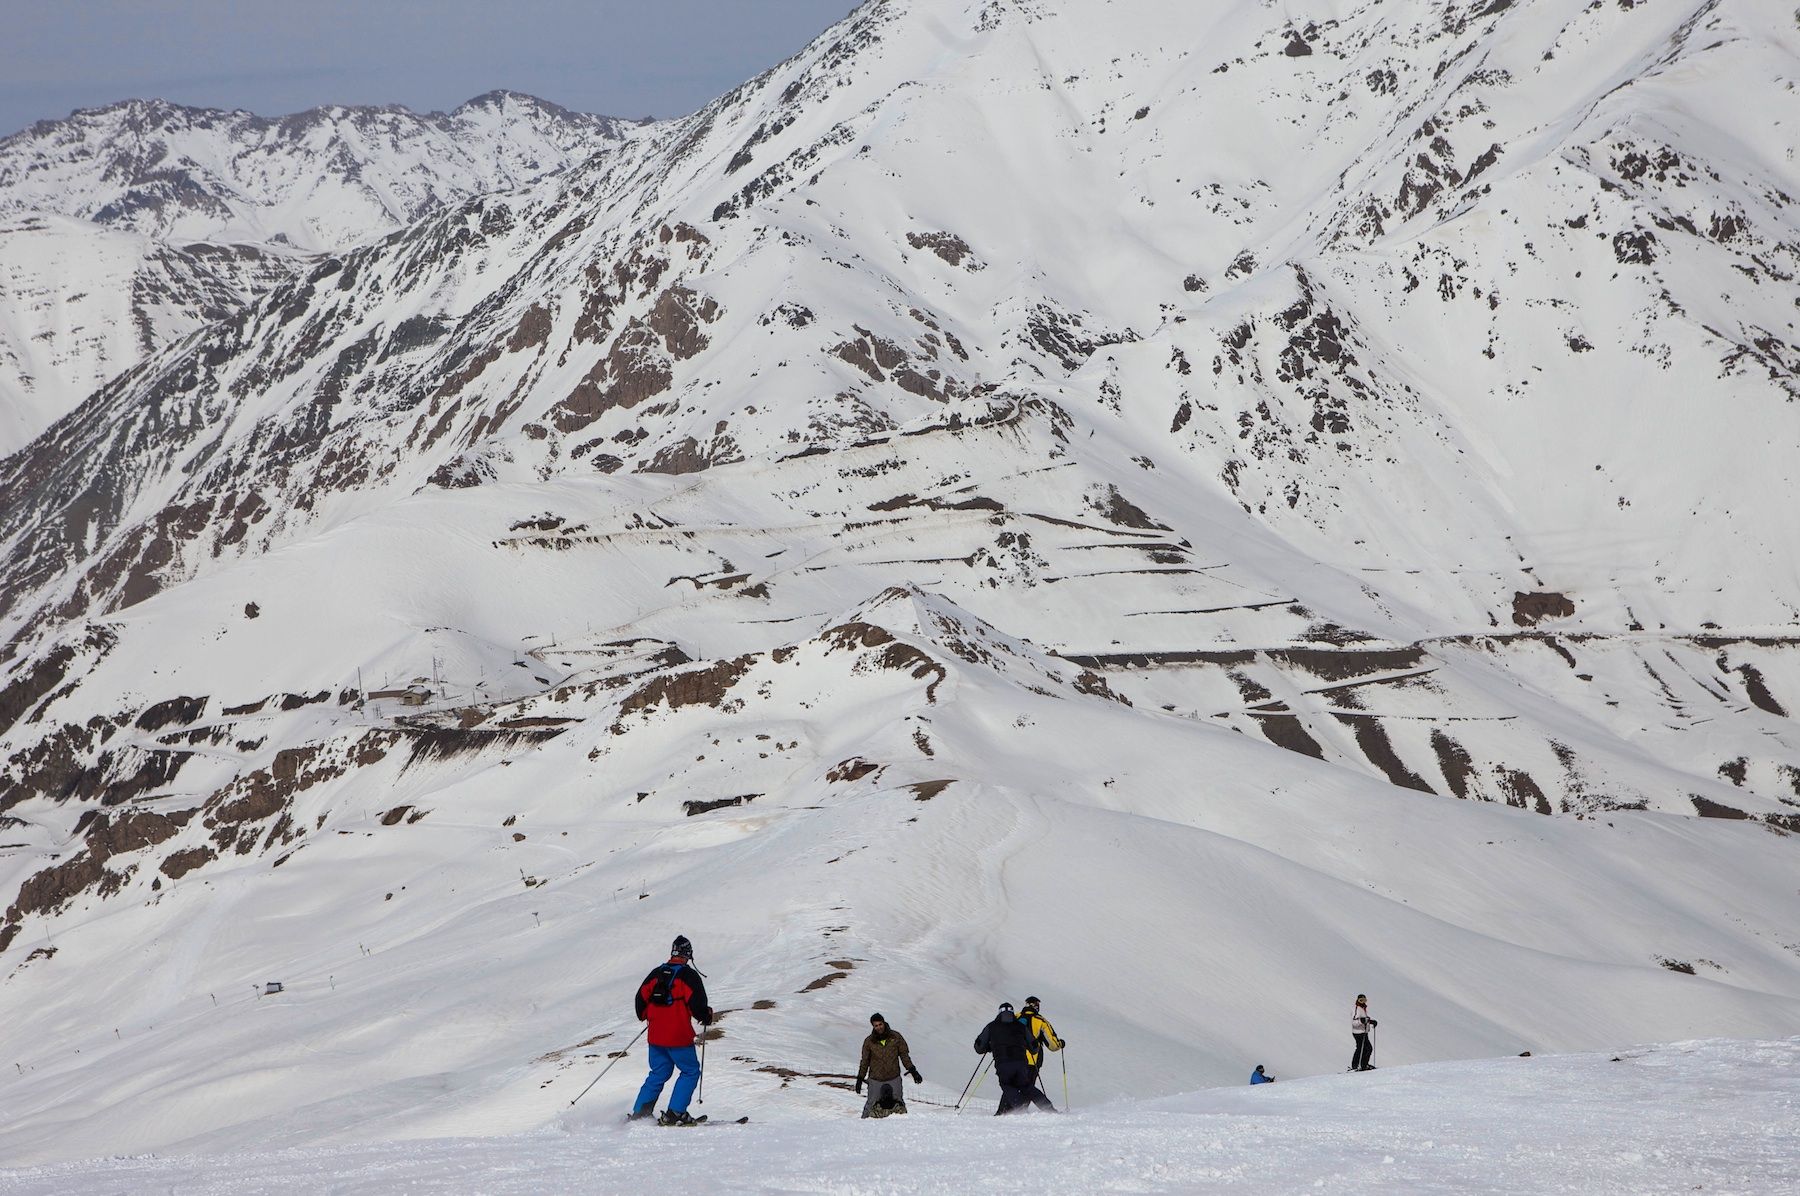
[973,1002,1036,1114]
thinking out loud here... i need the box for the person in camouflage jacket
[855,1012,922,1117]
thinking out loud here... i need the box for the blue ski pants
[635,1044,700,1114]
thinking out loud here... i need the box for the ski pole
[698,1030,707,1105]
[954,1057,986,1109]
[569,1025,646,1107]
[958,1060,990,1114]
[1061,1050,1070,1112]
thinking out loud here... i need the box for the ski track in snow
[1,1040,1795,1194]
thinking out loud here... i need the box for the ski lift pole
[569,1025,647,1107]
[953,1057,986,1109]
[1061,1050,1070,1112]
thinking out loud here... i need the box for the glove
[1369,1020,1378,1028]
[854,1079,864,1094]
[909,1069,923,1083]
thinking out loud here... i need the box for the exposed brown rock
[550,320,673,434]
[823,623,893,651]
[905,231,980,269]
[1269,647,1428,683]
[826,758,882,783]
[642,435,721,475]
[134,695,207,732]
[822,622,947,701]
[1430,730,1477,799]
[1092,485,1168,530]
[647,285,721,360]
[1497,768,1552,815]
[508,304,553,353]
[1734,663,1787,717]
[401,727,561,766]
[1334,714,1434,794]
[6,851,105,926]
[1072,671,1131,704]
[1512,591,1576,627]
[616,656,755,725]
[0,642,78,735]
[1254,713,1326,760]
[683,794,757,817]
[90,809,189,856]
[160,846,216,879]
[834,338,884,381]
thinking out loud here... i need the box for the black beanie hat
[671,935,693,960]
[870,1012,886,1024]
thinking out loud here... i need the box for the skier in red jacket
[629,935,713,1125]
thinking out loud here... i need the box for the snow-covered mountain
[0,91,643,251]
[0,92,644,455]
[3,0,1799,1168]
[0,212,293,454]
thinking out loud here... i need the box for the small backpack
[648,964,684,1006]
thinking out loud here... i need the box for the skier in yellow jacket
[1018,995,1064,1112]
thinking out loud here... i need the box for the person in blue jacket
[1250,1064,1275,1084]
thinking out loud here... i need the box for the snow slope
[2,0,1799,1171]
[2,1040,1795,1194]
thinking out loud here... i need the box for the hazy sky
[0,0,860,136]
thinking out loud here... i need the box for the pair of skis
[629,1112,749,1127]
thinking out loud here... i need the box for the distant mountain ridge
[0,91,646,251]
[0,91,645,455]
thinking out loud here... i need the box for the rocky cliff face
[1,0,1798,1163]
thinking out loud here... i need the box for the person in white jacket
[1351,994,1378,1071]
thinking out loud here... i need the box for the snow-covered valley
[2,0,1799,1183]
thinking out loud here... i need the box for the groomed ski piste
[1,1039,1794,1194]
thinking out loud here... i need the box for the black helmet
[671,935,694,960]
[1023,996,1041,1010]
[997,1001,1015,1020]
